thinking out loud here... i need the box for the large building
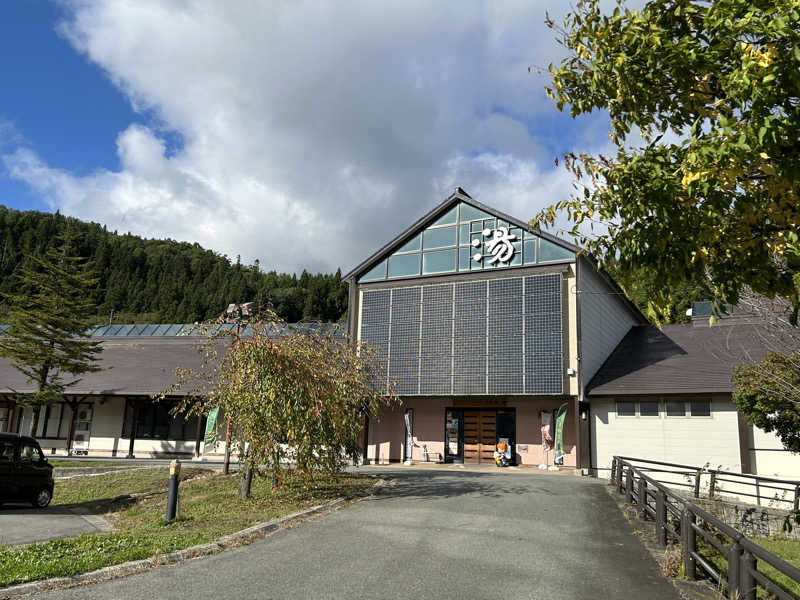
[0,188,797,477]
[344,188,799,476]
[344,188,642,469]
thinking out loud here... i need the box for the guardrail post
[727,540,741,600]
[617,461,625,494]
[682,509,697,580]
[610,457,617,485]
[638,477,648,519]
[626,467,634,503]
[694,470,702,499]
[656,489,667,546]
[740,550,756,600]
[794,484,799,512]
[709,471,716,500]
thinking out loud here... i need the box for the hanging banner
[540,411,553,450]
[554,402,569,465]
[204,407,219,447]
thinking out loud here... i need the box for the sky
[0,0,617,275]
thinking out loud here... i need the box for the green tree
[538,0,800,323]
[0,228,103,436]
[733,350,800,453]
[170,317,394,498]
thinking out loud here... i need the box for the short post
[694,470,702,499]
[727,540,742,599]
[165,459,181,522]
[626,467,634,503]
[656,488,667,546]
[638,476,648,519]
[709,471,716,500]
[682,509,697,580]
[740,550,756,600]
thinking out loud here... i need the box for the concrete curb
[0,478,387,599]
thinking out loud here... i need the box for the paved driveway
[0,504,110,546]
[34,468,679,600]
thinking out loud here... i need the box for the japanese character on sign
[472,227,517,264]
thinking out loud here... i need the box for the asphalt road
[35,468,679,600]
[0,504,110,546]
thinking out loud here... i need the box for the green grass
[1,469,373,588]
[695,534,800,598]
[52,467,210,505]
[49,460,136,468]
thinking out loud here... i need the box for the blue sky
[0,1,137,210]
[0,1,610,273]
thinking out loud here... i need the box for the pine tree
[0,227,103,436]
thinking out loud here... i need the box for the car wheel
[33,488,52,509]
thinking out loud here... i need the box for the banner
[204,407,219,447]
[554,402,568,465]
[540,411,552,450]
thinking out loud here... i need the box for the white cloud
[3,0,612,273]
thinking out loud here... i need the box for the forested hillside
[0,206,348,324]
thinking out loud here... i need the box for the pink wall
[509,400,576,467]
[367,397,576,467]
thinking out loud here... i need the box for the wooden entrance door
[463,410,497,464]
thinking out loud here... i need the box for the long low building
[0,188,797,478]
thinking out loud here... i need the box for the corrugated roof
[586,322,775,397]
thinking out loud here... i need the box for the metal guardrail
[615,455,800,510]
[612,456,800,600]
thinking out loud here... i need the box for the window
[690,400,711,417]
[616,401,636,417]
[422,226,457,250]
[523,240,537,264]
[422,249,457,275]
[19,442,44,464]
[394,234,421,254]
[538,238,575,263]
[122,401,200,441]
[430,206,458,226]
[666,401,686,417]
[387,254,420,278]
[0,440,14,462]
[639,402,659,417]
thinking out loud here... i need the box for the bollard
[165,459,181,522]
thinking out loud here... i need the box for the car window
[20,443,43,463]
[0,441,14,462]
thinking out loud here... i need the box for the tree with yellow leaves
[538,0,800,324]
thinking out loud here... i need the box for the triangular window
[357,202,573,282]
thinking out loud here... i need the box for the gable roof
[586,322,773,397]
[344,187,578,281]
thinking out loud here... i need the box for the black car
[0,433,54,508]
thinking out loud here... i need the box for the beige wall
[750,426,800,478]
[591,396,743,477]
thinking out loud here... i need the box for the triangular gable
[344,187,577,282]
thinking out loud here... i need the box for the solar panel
[359,272,564,396]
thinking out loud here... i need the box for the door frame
[444,406,516,465]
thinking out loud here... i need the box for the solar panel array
[360,272,563,396]
[81,322,344,338]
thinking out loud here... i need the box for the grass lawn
[50,459,137,468]
[1,468,373,588]
[696,534,800,598]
